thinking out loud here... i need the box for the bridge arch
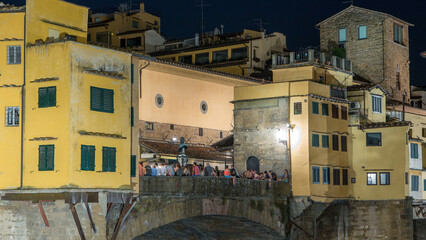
[115,177,291,239]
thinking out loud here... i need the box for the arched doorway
[246,156,260,173]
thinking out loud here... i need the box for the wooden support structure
[70,203,86,240]
[38,200,49,227]
[84,202,96,233]
[111,198,136,240]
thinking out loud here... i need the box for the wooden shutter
[110,148,116,172]
[48,87,56,107]
[131,107,134,127]
[39,88,48,108]
[39,145,46,170]
[88,146,96,171]
[332,104,339,118]
[341,106,348,120]
[91,87,103,111]
[81,145,88,170]
[332,135,339,151]
[131,155,136,177]
[46,145,54,170]
[103,89,114,113]
[102,147,109,171]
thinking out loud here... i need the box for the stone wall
[414,219,426,240]
[233,97,289,175]
[140,120,231,145]
[0,200,106,240]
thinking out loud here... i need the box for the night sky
[8,0,426,86]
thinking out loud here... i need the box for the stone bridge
[115,177,291,239]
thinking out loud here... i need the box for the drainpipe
[18,12,27,189]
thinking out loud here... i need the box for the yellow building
[88,3,164,53]
[233,53,352,202]
[347,85,410,200]
[0,0,136,191]
[151,29,287,80]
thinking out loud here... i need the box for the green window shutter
[322,103,329,116]
[322,135,329,148]
[81,145,88,170]
[103,89,114,113]
[102,147,109,171]
[39,145,46,170]
[88,146,96,171]
[38,88,48,108]
[131,63,134,83]
[91,87,103,111]
[46,145,54,170]
[312,102,319,114]
[110,148,116,172]
[131,107,134,127]
[131,155,136,177]
[47,87,56,107]
[312,134,319,147]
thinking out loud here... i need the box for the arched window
[246,156,260,173]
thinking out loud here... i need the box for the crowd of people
[140,162,289,184]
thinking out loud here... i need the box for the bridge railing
[139,176,291,198]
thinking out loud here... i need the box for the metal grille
[5,107,19,126]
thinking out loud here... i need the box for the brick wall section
[0,200,106,239]
[318,7,410,102]
[233,98,290,175]
[140,120,231,146]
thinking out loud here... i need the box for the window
[220,131,223,138]
[178,55,192,64]
[366,133,382,146]
[131,107,134,127]
[341,106,348,120]
[131,63,134,83]
[322,103,329,116]
[333,169,340,185]
[424,179,426,191]
[127,37,142,47]
[200,101,208,114]
[38,86,57,108]
[90,87,114,113]
[313,167,320,184]
[394,24,403,44]
[145,122,154,131]
[170,124,174,130]
[358,25,367,39]
[322,135,329,148]
[312,134,320,147]
[120,39,126,48]
[312,102,319,114]
[5,107,19,126]
[367,172,377,185]
[39,145,54,171]
[155,94,164,108]
[379,172,390,185]
[102,147,116,172]
[342,169,348,185]
[212,50,228,62]
[341,136,347,152]
[294,102,302,115]
[131,155,136,177]
[231,47,248,60]
[199,128,203,136]
[7,45,21,64]
[146,24,152,30]
[338,28,346,42]
[195,53,209,65]
[411,175,419,191]
[332,135,339,151]
[423,128,426,138]
[410,143,419,159]
[132,20,138,28]
[81,145,95,171]
[396,65,401,90]
[406,172,409,185]
[332,104,339,119]
[323,167,330,184]
[96,32,109,44]
[87,33,91,42]
[372,95,382,113]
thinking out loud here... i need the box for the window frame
[5,106,20,127]
[341,136,347,152]
[7,45,21,64]
[90,86,114,113]
[312,101,319,115]
[333,168,340,185]
[81,145,96,171]
[322,103,329,116]
[312,134,320,147]
[102,147,116,172]
[145,122,154,131]
[323,167,330,184]
[39,144,55,171]
[338,28,346,42]
[322,135,329,148]
[294,102,302,115]
[332,134,339,151]
[411,175,419,191]
[199,128,204,137]
[341,106,348,120]
[367,172,377,185]
[371,94,382,113]
[312,166,320,184]
[393,23,403,45]
[342,169,348,185]
[358,25,367,39]
[38,86,57,108]
[332,104,339,119]
[410,143,419,159]
[131,155,137,177]
[379,172,390,185]
[366,133,382,146]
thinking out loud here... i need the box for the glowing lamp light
[172,137,177,142]
[276,129,287,142]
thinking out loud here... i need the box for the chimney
[140,3,145,11]
[195,33,200,46]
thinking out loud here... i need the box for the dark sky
[9,0,426,86]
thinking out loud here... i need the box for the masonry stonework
[233,98,290,175]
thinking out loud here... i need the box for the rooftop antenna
[253,18,269,32]
[195,0,211,38]
[343,0,354,5]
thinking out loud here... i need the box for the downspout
[18,12,27,189]
[139,60,150,98]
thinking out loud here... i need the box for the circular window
[200,101,208,114]
[155,94,164,108]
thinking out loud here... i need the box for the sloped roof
[347,84,388,95]
[140,139,231,161]
[211,134,233,148]
[316,5,414,27]
[360,121,410,129]
[387,105,426,117]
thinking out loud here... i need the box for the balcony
[272,49,352,72]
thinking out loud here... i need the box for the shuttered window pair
[38,87,57,108]
[81,145,96,171]
[90,87,114,113]
[102,147,116,172]
[39,145,54,171]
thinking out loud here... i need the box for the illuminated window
[394,24,403,45]
[380,172,390,185]
[339,28,346,42]
[358,25,367,39]
[367,172,377,185]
